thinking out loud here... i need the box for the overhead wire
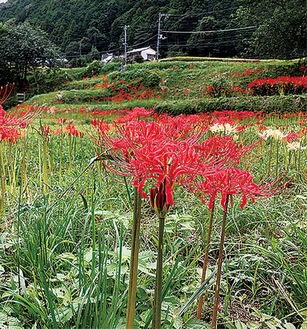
[162,26,257,34]
[65,5,257,59]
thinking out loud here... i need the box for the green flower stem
[152,213,166,329]
[267,139,272,177]
[42,137,49,193]
[126,188,142,329]
[211,195,229,329]
[59,133,63,184]
[197,203,215,320]
[275,141,279,177]
[297,149,301,178]
[0,143,5,212]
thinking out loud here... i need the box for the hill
[15,58,307,117]
[0,0,306,60]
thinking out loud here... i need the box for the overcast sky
[0,0,7,3]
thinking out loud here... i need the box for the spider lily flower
[209,122,238,135]
[0,126,22,142]
[285,132,299,142]
[259,128,287,141]
[154,114,209,139]
[0,84,33,142]
[286,141,307,151]
[150,181,169,217]
[197,168,275,211]
[195,136,251,167]
[65,122,84,137]
[129,138,204,205]
[94,119,215,206]
[116,107,154,123]
[0,84,14,106]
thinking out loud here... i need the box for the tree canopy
[0,21,60,85]
[0,0,306,61]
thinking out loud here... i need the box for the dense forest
[0,0,306,61]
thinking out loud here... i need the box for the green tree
[0,21,60,85]
[237,0,307,58]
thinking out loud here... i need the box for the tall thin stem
[42,137,49,194]
[126,188,142,329]
[275,141,279,177]
[0,143,6,212]
[197,202,215,319]
[152,214,165,329]
[267,139,273,176]
[211,195,229,329]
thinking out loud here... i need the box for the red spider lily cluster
[248,76,307,96]
[92,107,275,214]
[232,68,264,77]
[93,77,164,103]
[205,84,247,97]
[40,121,84,137]
[0,85,33,142]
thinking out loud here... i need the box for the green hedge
[154,95,307,115]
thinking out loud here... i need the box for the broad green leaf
[283,323,296,329]
[184,318,210,328]
[235,320,248,329]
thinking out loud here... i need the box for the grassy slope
[20,58,307,117]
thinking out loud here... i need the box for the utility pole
[123,25,129,66]
[156,13,167,61]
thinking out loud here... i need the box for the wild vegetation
[17,58,307,114]
[0,59,306,329]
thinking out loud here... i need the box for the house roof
[127,46,156,54]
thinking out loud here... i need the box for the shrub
[155,95,307,115]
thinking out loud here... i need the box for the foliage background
[0,0,306,62]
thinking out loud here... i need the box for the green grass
[1,59,306,328]
[16,58,306,118]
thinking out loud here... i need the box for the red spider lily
[0,84,33,141]
[210,115,237,126]
[94,120,216,207]
[40,124,65,137]
[248,76,307,96]
[257,125,268,131]
[41,124,53,136]
[154,114,210,139]
[0,126,21,142]
[286,132,300,142]
[93,81,110,89]
[113,121,168,149]
[56,118,67,125]
[0,84,14,105]
[116,107,154,123]
[129,138,203,205]
[205,85,215,96]
[150,181,170,216]
[183,89,190,97]
[232,68,263,77]
[196,167,274,211]
[213,110,247,119]
[65,123,84,137]
[138,89,153,99]
[195,136,251,166]
[91,119,111,135]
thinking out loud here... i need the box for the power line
[160,6,240,17]
[129,34,157,49]
[162,26,257,34]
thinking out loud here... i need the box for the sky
[0,0,7,3]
